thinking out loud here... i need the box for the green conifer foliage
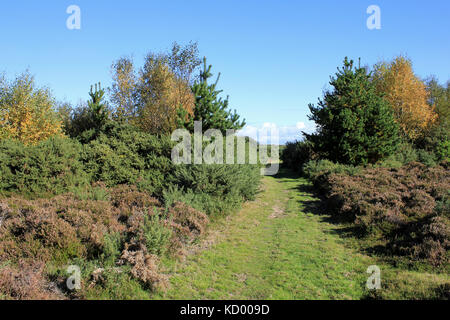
[304,58,400,165]
[87,82,109,130]
[180,58,245,134]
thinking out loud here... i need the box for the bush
[311,162,450,267]
[381,142,418,166]
[377,142,440,168]
[80,122,175,196]
[415,122,449,162]
[141,214,172,256]
[1,120,260,218]
[280,140,315,172]
[0,260,62,300]
[303,160,359,180]
[81,122,261,212]
[0,136,89,197]
[0,185,208,299]
[164,163,260,216]
[416,149,437,167]
[302,160,360,194]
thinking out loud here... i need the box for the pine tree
[67,83,110,139]
[179,58,245,134]
[304,58,400,165]
[87,82,109,130]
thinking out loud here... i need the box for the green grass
[77,168,448,300]
[152,170,373,299]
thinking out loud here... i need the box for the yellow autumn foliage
[0,72,63,145]
[373,56,438,140]
[110,54,195,135]
[137,57,194,135]
[109,43,200,135]
[110,57,137,120]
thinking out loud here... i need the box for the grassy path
[154,170,380,300]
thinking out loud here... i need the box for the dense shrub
[0,185,208,299]
[81,122,175,196]
[0,137,89,197]
[377,142,439,168]
[0,121,175,197]
[302,160,360,194]
[0,121,261,216]
[80,122,261,215]
[311,162,450,267]
[0,260,62,300]
[417,124,450,162]
[280,140,315,172]
[303,160,360,180]
[376,142,417,168]
[164,163,260,216]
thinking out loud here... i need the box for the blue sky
[1,0,449,143]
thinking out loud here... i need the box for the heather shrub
[0,186,208,299]
[313,162,450,266]
[303,160,359,180]
[109,184,161,216]
[302,160,360,194]
[0,260,62,300]
[168,202,209,237]
[118,249,167,291]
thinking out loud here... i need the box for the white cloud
[237,122,315,145]
[296,122,306,130]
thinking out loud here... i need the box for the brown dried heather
[319,162,450,266]
[169,202,209,238]
[0,185,208,299]
[0,260,63,300]
[119,247,168,290]
[165,202,209,257]
[109,185,161,216]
